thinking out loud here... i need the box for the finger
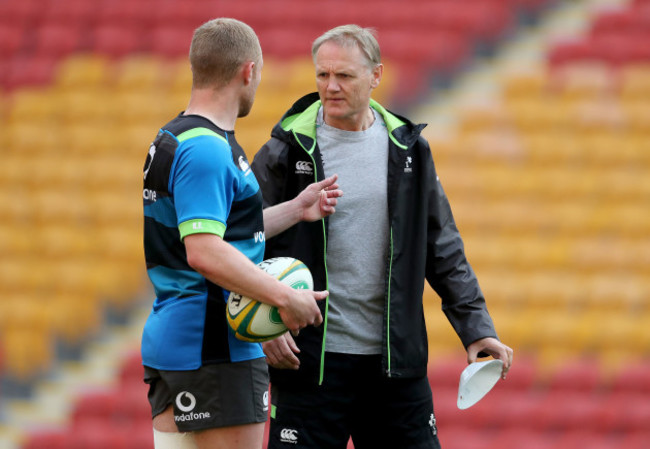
[312,290,329,301]
[466,346,479,365]
[284,333,300,353]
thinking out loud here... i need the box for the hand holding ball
[226,257,314,342]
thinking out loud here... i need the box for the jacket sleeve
[251,137,289,208]
[422,138,499,350]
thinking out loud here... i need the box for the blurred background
[1,0,649,448]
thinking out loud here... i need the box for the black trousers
[267,353,442,449]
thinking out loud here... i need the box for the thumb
[315,174,338,190]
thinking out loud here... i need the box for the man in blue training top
[141,18,342,449]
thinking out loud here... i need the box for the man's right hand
[277,289,326,334]
[263,333,301,370]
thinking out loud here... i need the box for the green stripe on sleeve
[179,219,226,240]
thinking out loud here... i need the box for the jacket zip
[386,227,394,377]
[298,143,330,385]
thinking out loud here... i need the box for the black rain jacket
[251,93,498,385]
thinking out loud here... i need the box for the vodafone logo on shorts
[175,391,196,412]
[174,391,211,423]
[280,428,298,444]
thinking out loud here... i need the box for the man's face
[315,41,381,130]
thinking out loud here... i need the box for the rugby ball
[227,257,313,342]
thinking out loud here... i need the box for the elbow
[185,242,212,275]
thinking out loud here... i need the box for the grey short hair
[311,25,381,69]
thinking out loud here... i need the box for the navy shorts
[144,358,269,432]
[268,353,441,449]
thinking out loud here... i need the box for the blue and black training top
[141,113,265,370]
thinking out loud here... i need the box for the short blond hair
[189,18,262,88]
[312,25,381,69]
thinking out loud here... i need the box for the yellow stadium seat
[1,293,55,379]
[5,121,63,155]
[6,88,58,125]
[56,88,115,126]
[2,327,54,379]
[54,53,110,90]
[500,66,546,101]
[49,290,102,345]
[548,62,617,102]
[112,55,167,92]
[619,63,650,102]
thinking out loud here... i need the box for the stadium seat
[534,391,603,432]
[597,391,650,433]
[41,0,96,27]
[67,421,128,449]
[71,390,119,426]
[20,430,68,449]
[609,359,650,394]
[484,428,557,449]
[552,430,618,449]
[3,56,57,91]
[149,27,195,59]
[545,358,603,393]
[91,24,141,59]
[54,54,110,90]
[0,23,26,60]
[0,0,43,28]
[33,23,84,58]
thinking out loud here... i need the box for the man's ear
[370,63,383,89]
[242,61,255,85]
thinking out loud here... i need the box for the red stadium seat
[485,428,557,449]
[33,24,84,58]
[534,391,603,432]
[20,429,68,449]
[597,391,650,433]
[0,0,42,28]
[112,383,151,426]
[0,23,26,59]
[91,24,141,59]
[3,55,56,91]
[68,421,128,449]
[548,39,599,67]
[71,390,119,425]
[609,359,650,393]
[149,26,195,59]
[553,430,618,449]
[428,357,468,390]
[545,358,603,393]
[479,389,542,430]
[41,0,96,27]
[117,350,145,387]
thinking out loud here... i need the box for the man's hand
[263,333,301,370]
[277,289,327,335]
[467,337,514,379]
[296,174,343,222]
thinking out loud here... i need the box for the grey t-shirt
[317,107,390,354]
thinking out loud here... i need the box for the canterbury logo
[280,428,298,443]
[295,161,313,174]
